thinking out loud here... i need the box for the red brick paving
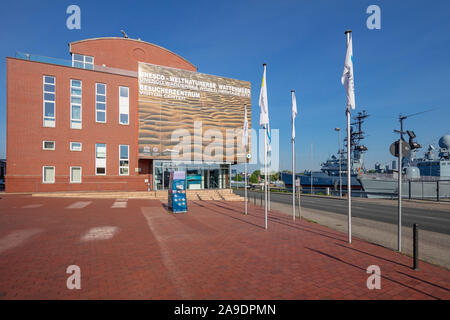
[0,194,448,300]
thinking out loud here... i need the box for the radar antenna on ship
[344,110,369,153]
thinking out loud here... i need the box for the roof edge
[68,37,197,70]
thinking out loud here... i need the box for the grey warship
[358,134,450,199]
[281,111,369,194]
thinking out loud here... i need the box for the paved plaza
[0,194,448,299]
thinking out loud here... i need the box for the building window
[70,142,82,151]
[96,83,106,123]
[119,145,129,175]
[70,166,82,183]
[72,54,94,70]
[42,166,55,183]
[70,79,82,129]
[119,86,129,125]
[95,143,106,175]
[42,140,55,150]
[43,76,55,127]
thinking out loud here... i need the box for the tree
[234,174,242,181]
[271,172,280,181]
[249,170,260,184]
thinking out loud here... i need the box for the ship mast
[344,110,369,173]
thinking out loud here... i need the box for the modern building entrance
[153,161,231,191]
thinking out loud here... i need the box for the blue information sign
[168,171,187,213]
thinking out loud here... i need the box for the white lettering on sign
[138,70,251,100]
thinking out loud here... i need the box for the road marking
[21,204,43,209]
[66,201,92,209]
[81,226,119,242]
[0,229,43,254]
[111,199,128,208]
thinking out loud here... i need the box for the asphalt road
[234,190,450,235]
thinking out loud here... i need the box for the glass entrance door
[209,169,219,189]
[153,161,231,190]
[161,162,183,190]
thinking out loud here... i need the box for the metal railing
[14,52,137,78]
[233,181,450,202]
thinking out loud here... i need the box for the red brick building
[6,37,197,192]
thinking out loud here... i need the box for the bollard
[413,223,419,270]
[260,194,262,206]
[436,181,440,202]
[408,180,411,200]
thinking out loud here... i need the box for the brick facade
[6,37,196,192]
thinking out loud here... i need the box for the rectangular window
[96,83,106,123]
[42,140,55,150]
[42,166,55,183]
[70,142,82,151]
[43,76,55,127]
[70,167,82,183]
[119,86,129,125]
[72,54,94,70]
[70,79,82,129]
[95,143,106,175]
[119,145,129,176]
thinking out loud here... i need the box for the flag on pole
[242,105,249,147]
[291,91,297,140]
[259,65,269,127]
[259,64,271,151]
[341,33,355,110]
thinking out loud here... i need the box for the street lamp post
[335,127,342,198]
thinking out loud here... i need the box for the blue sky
[1,0,449,172]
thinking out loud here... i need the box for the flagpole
[244,105,248,215]
[263,63,268,230]
[245,154,248,215]
[291,90,296,221]
[268,161,271,211]
[345,30,352,244]
[292,133,295,220]
[264,124,268,230]
[297,178,301,219]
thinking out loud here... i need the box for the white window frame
[72,54,94,70]
[95,143,107,176]
[43,76,56,127]
[70,142,82,151]
[119,86,129,125]
[70,79,82,129]
[95,83,107,123]
[42,166,55,184]
[42,140,55,150]
[70,166,82,183]
[119,145,129,176]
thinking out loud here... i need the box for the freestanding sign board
[168,171,187,213]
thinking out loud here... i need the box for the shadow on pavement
[305,247,440,300]
[335,242,411,268]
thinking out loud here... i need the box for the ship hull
[358,176,450,199]
[281,172,362,191]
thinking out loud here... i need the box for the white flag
[341,33,355,110]
[242,105,249,147]
[259,65,271,153]
[259,65,269,127]
[291,91,297,140]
